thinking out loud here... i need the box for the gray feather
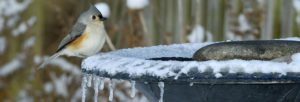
[56,22,86,52]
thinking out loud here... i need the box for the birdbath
[81,39,300,102]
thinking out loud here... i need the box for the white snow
[158,82,164,102]
[50,73,70,98]
[82,37,300,79]
[0,54,24,76]
[81,38,300,102]
[6,16,35,36]
[225,31,242,40]
[12,22,27,36]
[215,73,223,78]
[238,14,251,32]
[95,3,110,17]
[23,36,35,49]
[0,37,6,54]
[0,0,32,36]
[7,15,19,28]
[42,56,81,75]
[17,90,33,102]
[0,0,32,16]
[27,16,36,26]
[82,42,210,78]
[0,0,35,38]
[43,82,53,94]
[127,0,149,10]
[278,37,300,41]
[188,25,213,43]
[33,55,42,64]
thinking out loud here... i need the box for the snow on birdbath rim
[82,38,300,83]
[81,38,300,102]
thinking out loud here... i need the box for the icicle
[130,80,136,98]
[93,76,100,102]
[189,82,194,86]
[87,74,92,87]
[108,80,114,102]
[99,77,104,91]
[81,74,88,102]
[158,82,164,102]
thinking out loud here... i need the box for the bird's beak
[100,17,107,21]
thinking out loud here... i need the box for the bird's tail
[37,52,62,69]
[105,32,116,51]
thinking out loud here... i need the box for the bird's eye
[92,15,96,20]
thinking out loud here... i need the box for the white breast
[85,24,106,55]
[67,23,106,57]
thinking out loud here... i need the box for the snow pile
[188,25,213,43]
[127,0,149,10]
[95,3,110,17]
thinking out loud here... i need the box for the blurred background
[1,0,300,101]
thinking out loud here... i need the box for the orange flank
[68,33,89,50]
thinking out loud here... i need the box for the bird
[38,5,115,69]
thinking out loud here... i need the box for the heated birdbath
[81,38,300,102]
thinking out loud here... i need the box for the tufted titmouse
[38,5,115,69]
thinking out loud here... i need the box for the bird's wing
[56,22,86,52]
